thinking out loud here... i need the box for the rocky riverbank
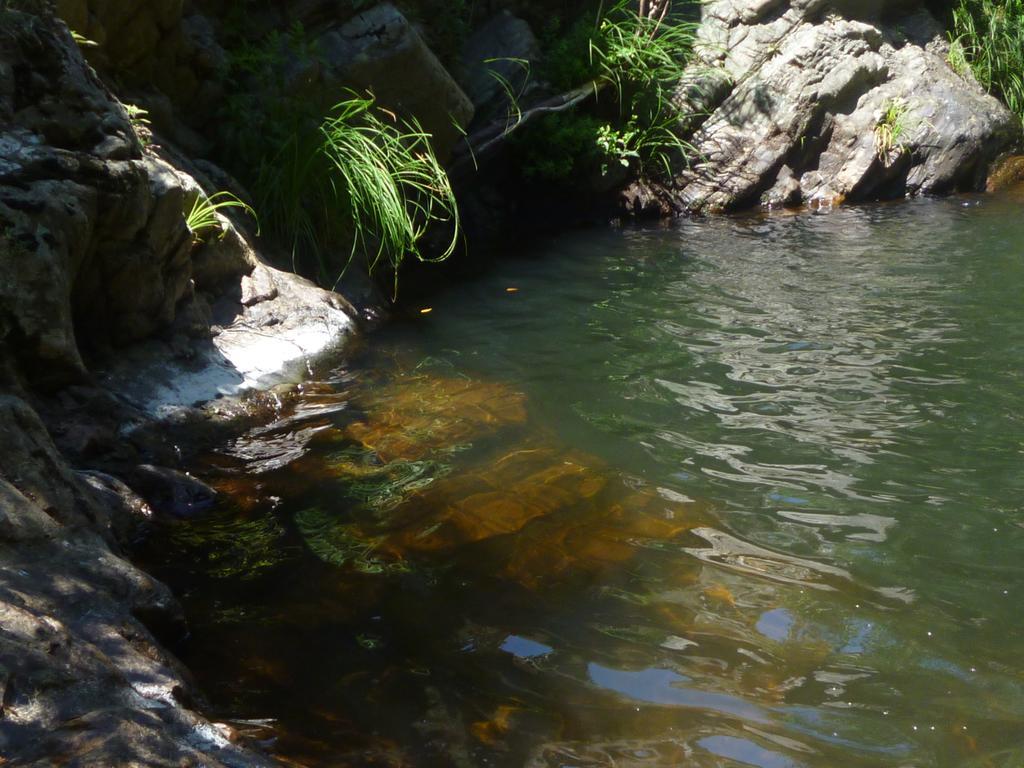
[0,5,360,764]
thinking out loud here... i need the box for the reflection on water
[141,196,1024,767]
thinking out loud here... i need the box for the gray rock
[317,3,475,159]
[459,11,541,124]
[659,0,1021,212]
[1,8,358,414]
[0,11,196,386]
[122,464,217,517]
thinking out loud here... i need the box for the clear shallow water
[146,195,1024,767]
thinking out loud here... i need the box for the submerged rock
[343,373,529,462]
[214,370,712,587]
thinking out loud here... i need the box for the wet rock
[317,3,475,159]
[658,1,1021,212]
[987,155,1024,192]
[0,389,276,765]
[99,254,356,417]
[122,464,218,518]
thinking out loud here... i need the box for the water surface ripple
[147,196,1024,767]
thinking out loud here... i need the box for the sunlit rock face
[625,0,1021,214]
[0,8,356,408]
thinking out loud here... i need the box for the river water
[145,194,1024,767]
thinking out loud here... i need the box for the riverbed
[142,194,1024,767]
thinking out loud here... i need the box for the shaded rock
[0,395,112,535]
[459,11,541,124]
[122,464,218,518]
[0,533,275,767]
[0,388,277,765]
[658,1,1020,212]
[987,154,1024,192]
[0,477,62,542]
[317,3,475,159]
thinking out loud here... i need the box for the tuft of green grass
[217,22,459,295]
[70,29,99,47]
[319,96,460,289]
[251,94,459,294]
[589,0,699,107]
[874,98,911,164]
[185,191,258,243]
[515,0,700,183]
[950,0,1024,121]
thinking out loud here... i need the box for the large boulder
[317,3,475,159]
[458,10,541,125]
[637,0,1021,213]
[0,7,193,388]
[0,392,279,766]
[0,7,357,405]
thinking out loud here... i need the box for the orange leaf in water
[471,704,521,745]
[703,584,737,608]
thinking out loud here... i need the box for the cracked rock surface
[625,0,1021,214]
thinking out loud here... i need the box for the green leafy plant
[950,0,1024,120]
[251,94,459,293]
[185,192,258,242]
[874,98,911,164]
[517,112,605,181]
[123,103,152,147]
[590,0,698,104]
[513,0,699,183]
[217,21,459,294]
[70,29,98,47]
[589,0,699,175]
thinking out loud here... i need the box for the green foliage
[539,13,603,92]
[123,103,151,147]
[185,192,257,242]
[70,29,99,47]
[517,113,604,181]
[590,0,698,103]
[516,0,698,184]
[874,98,911,164]
[250,95,459,293]
[217,25,459,293]
[951,0,1024,121]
